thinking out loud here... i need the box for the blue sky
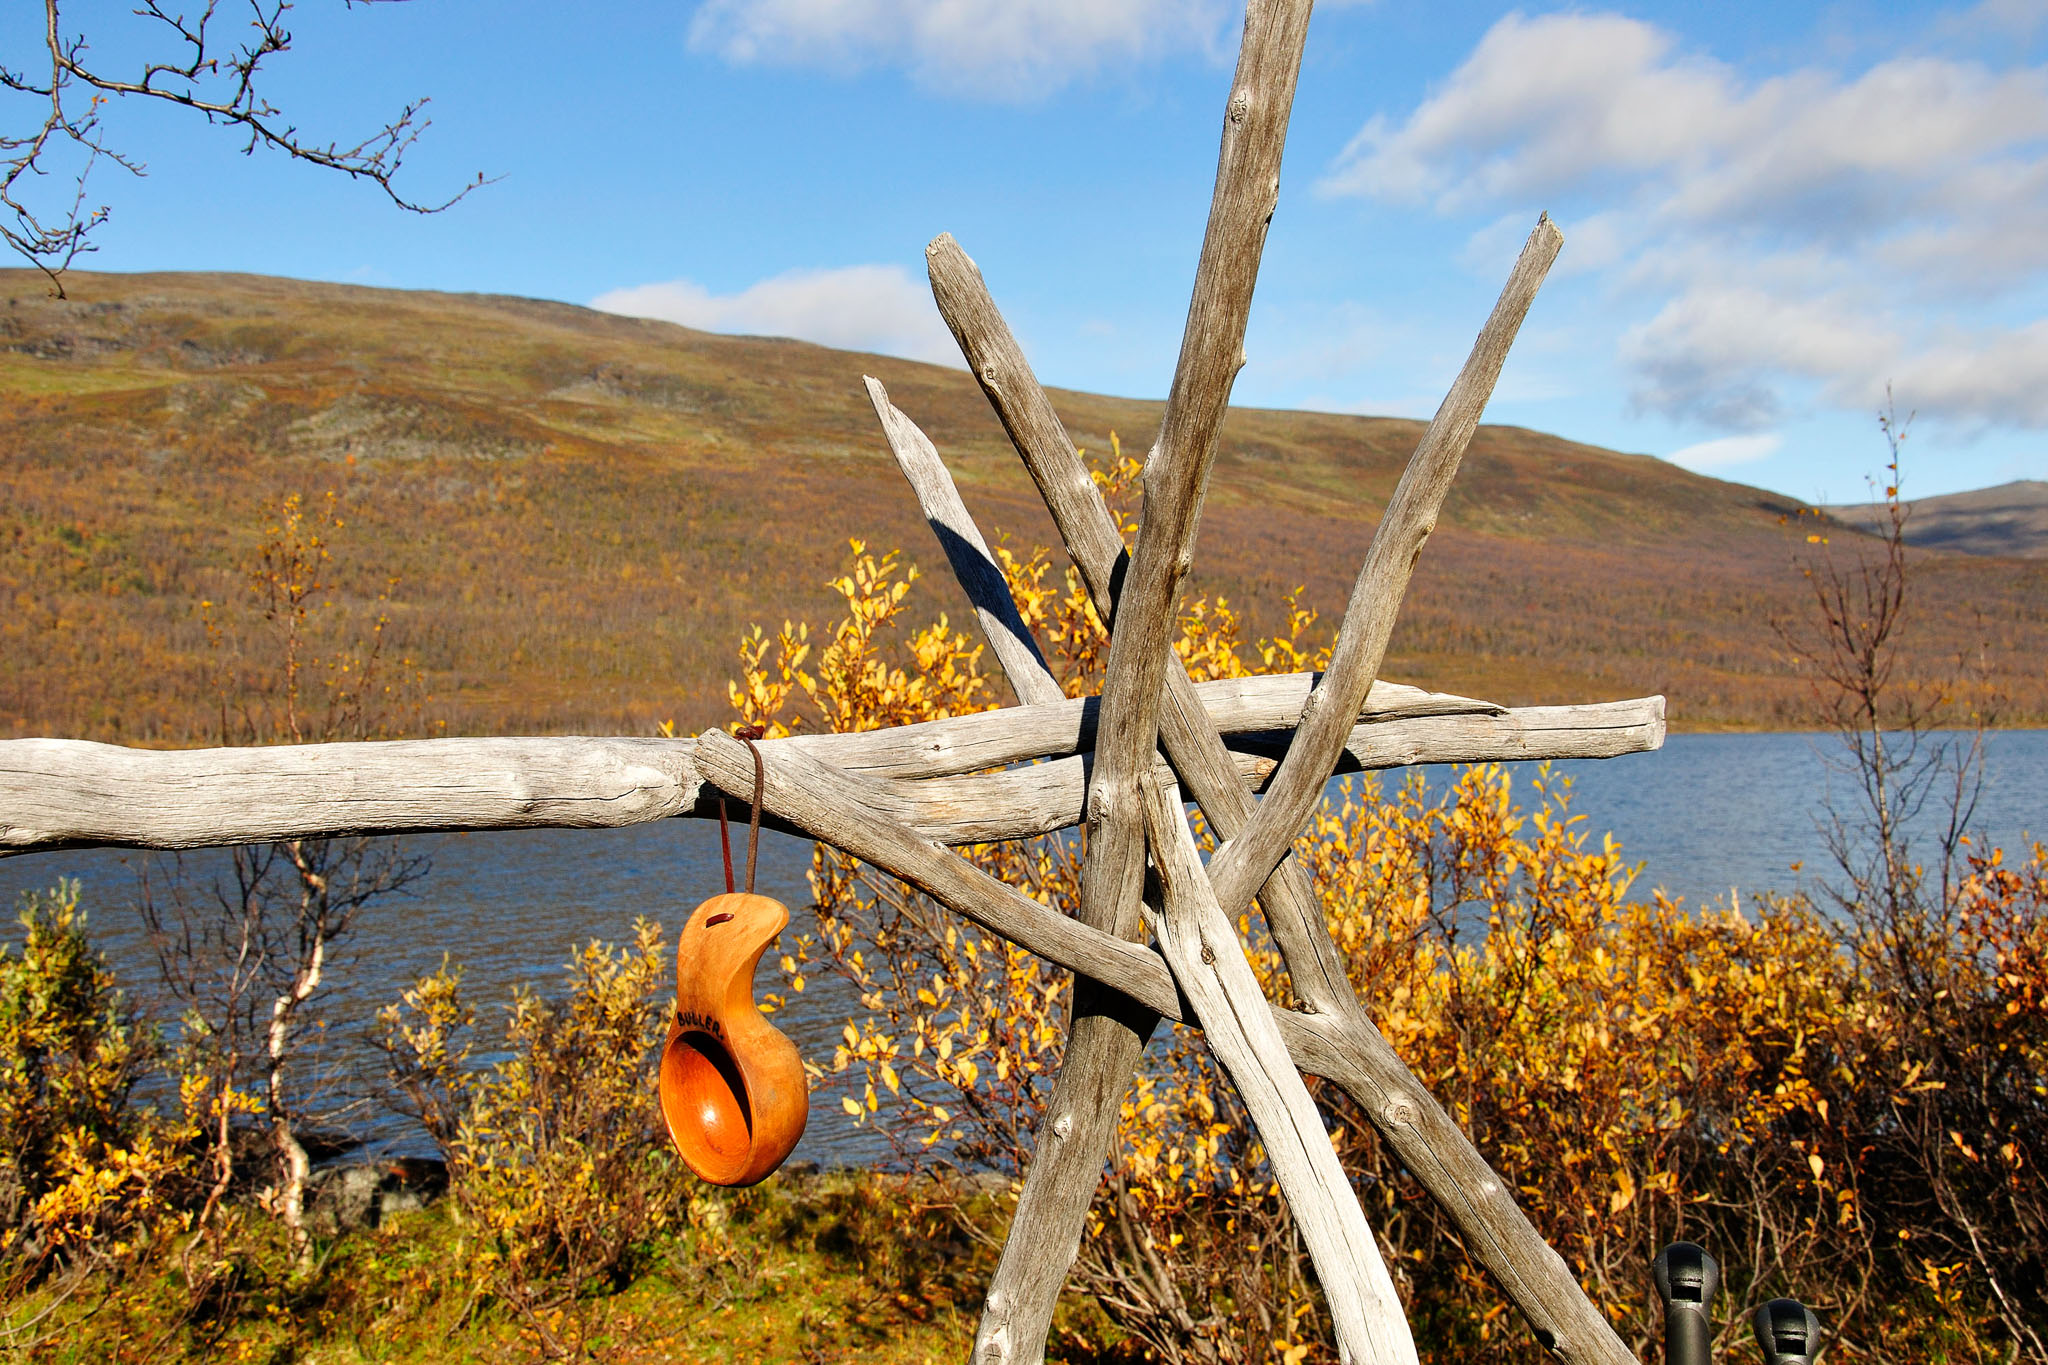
[14,0,2048,502]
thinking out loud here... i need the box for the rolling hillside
[1828,481,2048,560]
[4,270,2043,743]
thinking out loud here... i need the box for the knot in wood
[1200,941,1216,966]
[1228,93,1250,124]
[1052,1112,1074,1140]
[1383,1093,1416,1128]
[1085,780,1124,821]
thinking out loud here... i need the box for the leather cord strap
[716,798,735,895]
[734,725,767,894]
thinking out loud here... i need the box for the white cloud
[1901,318,2048,428]
[1623,282,2048,432]
[1318,10,2048,436]
[1321,13,2048,231]
[1658,59,2048,237]
[1874,159,2048,295]
[1665,432,1782,473]
[1622,284,1897,430]
[688,0,1234,99]
[591,265,962,366]
[1937,0,2048,43]
[1321,13,1735,207]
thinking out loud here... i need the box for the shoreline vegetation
[4,453,2043,1363]
[5,759,2042,1362]
[7,768,2043,1365]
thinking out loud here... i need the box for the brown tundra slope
[1828,481,2048,560]
[3,270,2042,743]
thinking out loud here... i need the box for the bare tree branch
[1,0,487,294]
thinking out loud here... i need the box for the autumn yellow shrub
[374,953,477,1165]
[730,443,2046,1364]
[379,921,693,1358]
[0,883,185,1277]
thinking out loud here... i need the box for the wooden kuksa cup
[658,892,808,1186]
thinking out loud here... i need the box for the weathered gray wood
[942,252,1163,1365]
[788,672,1496,780]
[694,728,1187,1015]
[696,729,1643,1365]
[0,735,703,856]
[1248,696,1663,774]
[928,232,1118,595]
[863,376,1065,710]
[972,978,1161,1365]
[936,222,1636,1365]
[1208,215,1565,919]
[897,698,1664,844]
[932,224,1637,1365]
[933,222,1413,1360]
[1306,1001,1639,1365]
[932,13,1317,1352]
[1141,772,1417,1365]
[692,728,1348,1073]
[1077,0,1317,1027]
[1186,214,1640,1365]
[0,679,1549,858]
[928,231,1357,1011]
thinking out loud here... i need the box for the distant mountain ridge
[2,269,2044,740]
[1827,481,2048,560]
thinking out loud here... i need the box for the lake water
[3,730,2042,1168]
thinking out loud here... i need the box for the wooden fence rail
[0,692,1661,856]
[0,1,1679,1359]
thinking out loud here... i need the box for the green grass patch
[3,1170,1027,1364]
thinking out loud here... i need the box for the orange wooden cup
[658,892,808,1186]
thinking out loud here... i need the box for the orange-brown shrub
[732,452,2046,1364]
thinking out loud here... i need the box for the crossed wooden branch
[0,3,1665,1361]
